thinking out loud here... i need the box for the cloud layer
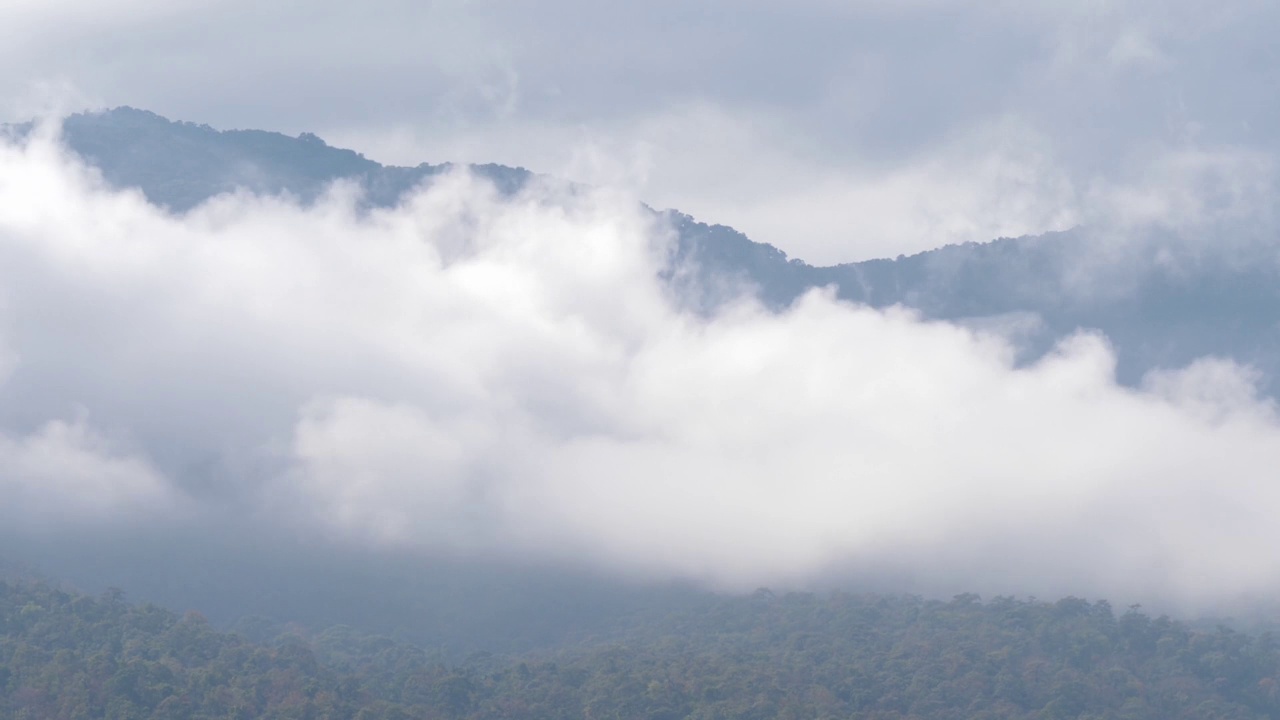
[3,129,1280,613]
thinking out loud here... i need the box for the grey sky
[4,0,1278,262]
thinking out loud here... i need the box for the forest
[4,578,1280,719]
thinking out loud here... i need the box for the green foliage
[3,580,1280,719]
[0,580,366,719]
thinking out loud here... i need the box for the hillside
[4,578,1280,719]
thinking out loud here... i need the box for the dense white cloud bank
[2,129,1280,612]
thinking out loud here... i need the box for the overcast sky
[3,0,1278,262]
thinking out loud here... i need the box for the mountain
[27,107,1280,396]
[42,107,533,211]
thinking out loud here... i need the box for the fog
[1,126,1278,621]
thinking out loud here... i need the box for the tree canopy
[4,579,1280,719]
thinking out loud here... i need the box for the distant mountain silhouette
[15,107,1280,395]
[44,106,533,211]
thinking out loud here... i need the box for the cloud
[4,129,1280,612]
[676,115,1083,263]
[0,329,176,530]
[0,415,178,531]
[327,97,1275,266]
[1084,145,1276,231]
[326,106,1087,264]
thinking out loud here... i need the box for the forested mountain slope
[4,579,1280,720]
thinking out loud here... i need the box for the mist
[2,124,1279,620]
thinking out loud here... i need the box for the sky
[2,0,1279,262]
[2,1,1280,616]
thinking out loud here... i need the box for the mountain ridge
[7,107,1280,395]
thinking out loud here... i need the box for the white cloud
[328,107,1086,264]
[1084,146,1276,230]
[0,416,178,530]
[4,130,1278,611]
[329,102,1274,267]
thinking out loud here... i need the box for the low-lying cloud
[2,127,1280,613]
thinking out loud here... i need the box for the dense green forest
[3,579,1280,719]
